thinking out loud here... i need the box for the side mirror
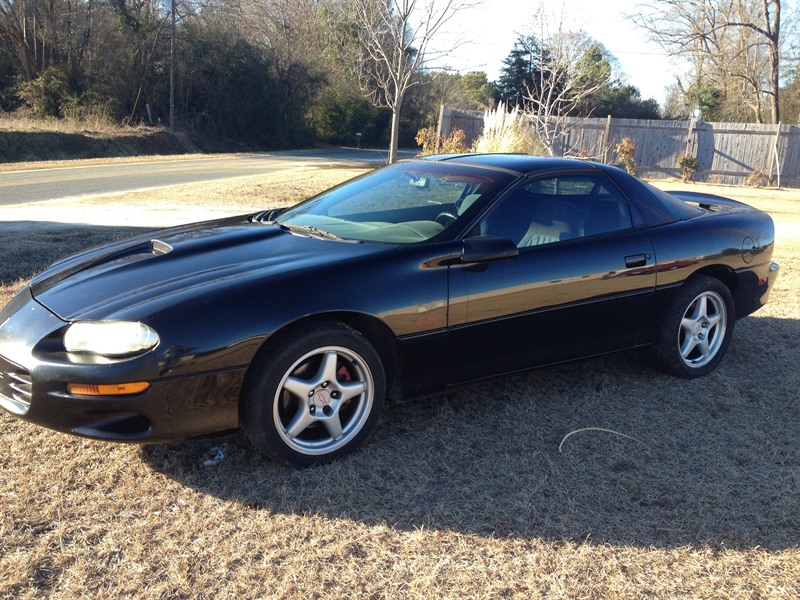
[460,235,519,264]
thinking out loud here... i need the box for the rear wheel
[241,321,385,467]
[651,275,734,378]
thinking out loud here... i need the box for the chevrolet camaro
[0,154,779,466]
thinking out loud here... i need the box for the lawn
[1,166,798,598]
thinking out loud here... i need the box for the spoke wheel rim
[273,345,374,456]
[677,290,727,369]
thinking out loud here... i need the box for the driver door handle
[624,253,650,268]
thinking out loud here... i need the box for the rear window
[645,183,705,220]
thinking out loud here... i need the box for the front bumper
[3,369,245,442]
[0,287,242,443]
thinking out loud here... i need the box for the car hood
[30,215,393,321]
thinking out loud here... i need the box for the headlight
[63,321,159,357]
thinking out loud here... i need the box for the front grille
[0,355,32,415]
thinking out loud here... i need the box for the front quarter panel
[0,234,458,441]
[133,239,460,380]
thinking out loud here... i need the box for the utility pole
[169,0,176,130]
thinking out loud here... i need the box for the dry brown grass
[0,111,128,135]
[1,168,799,598]
[0,111,198,164]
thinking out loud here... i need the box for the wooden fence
[438,107,800,188]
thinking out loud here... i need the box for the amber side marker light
[67,382,151,396]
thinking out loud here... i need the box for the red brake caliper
[337,366,353,405]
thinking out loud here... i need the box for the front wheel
[651,275,735,378]
[240,321,385,467]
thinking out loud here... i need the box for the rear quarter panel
[637,206,776,343]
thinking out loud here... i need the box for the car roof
[419,153,603,176]
[415,153,698,226]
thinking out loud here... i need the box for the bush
[472,103,542,154]
[677,152,699,182]
[17,68,75,117]
[310,85,389,147]
[745,169,769,187]
[415,127,469,156]
[615,137,636,175]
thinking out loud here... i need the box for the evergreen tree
[496,35,542,109]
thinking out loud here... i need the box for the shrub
[677,152,700,182]
[615,136,636,175]
[17,67,75,117]
[745,169,769,187]
[415,127,469,156]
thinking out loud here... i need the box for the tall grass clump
[0,107,129,135]
[472,103,542,155]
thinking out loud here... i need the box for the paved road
[0,148,417,206]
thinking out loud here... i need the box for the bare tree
[0,0,91,83]
[633,0,783,124]
[0,0,36,82]
[233,0,323,88]
[523,11,610,156]
[343,0,474,163]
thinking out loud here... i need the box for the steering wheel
[435,211,458,228]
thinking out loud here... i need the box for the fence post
[436,104,446,138]
[602,115,612,163]
[770,122,783,188]
[683,118,699,180]
[685,118,697,159]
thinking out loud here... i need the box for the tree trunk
[766,0,781,124]
[388,15,408,165]
[389,106,400,164]
[3,16,36,81]
[768,39,780,124]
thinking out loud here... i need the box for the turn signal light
[67,382,150,396]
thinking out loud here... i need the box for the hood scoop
[31,239,174,297]
[150,239,173,255]
[66,238,170,272]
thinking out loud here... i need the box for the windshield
[274,162,516,243]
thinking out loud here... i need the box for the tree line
[635,0,792,124]
[0,0,796,155]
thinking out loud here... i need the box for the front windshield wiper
[279,223,360,243]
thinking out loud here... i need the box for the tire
[651,275,734,378]
[240,321,385,467]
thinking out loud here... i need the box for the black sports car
[0,154,779,466]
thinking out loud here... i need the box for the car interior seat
[518,198,580,247]
[456,193,482,216]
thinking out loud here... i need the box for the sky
[428,0,679,106]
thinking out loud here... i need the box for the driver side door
[445,172,657,385]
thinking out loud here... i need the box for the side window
[478,174,633,247]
